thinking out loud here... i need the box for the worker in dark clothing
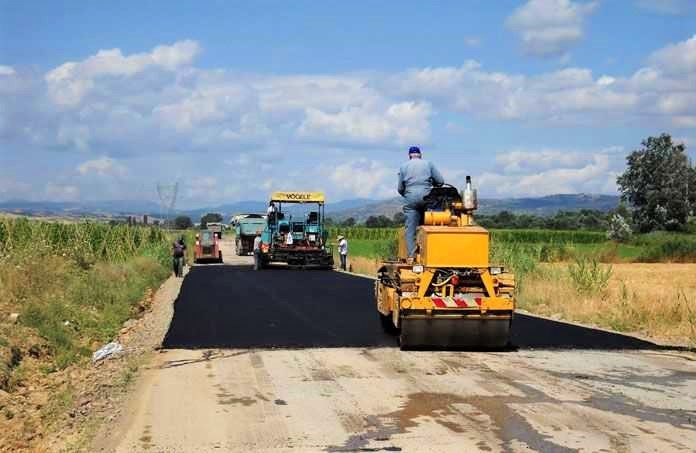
[397,146,444,260]
[172,236,186,277]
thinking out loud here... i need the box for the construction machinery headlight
[412,265,424,273]
[490,267,502,275]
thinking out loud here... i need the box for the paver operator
[397,146,444,261]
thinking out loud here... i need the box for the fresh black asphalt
[163,265,660,350]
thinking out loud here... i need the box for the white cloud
[184,176,219,200]
[44,40,200,107]
[0,177,31,199]
[327,158,393,198]
[496,149,592,173]
[506,0,599,58]
[45,182,80,201]
[77,157,127,177]
[636,0,694,14]
[297,102,431,146]
[648,34,696,75]
[0,65,16,76]
[2,36,696,202]
[479,152,614,196]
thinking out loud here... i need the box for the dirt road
[96,239,696,452]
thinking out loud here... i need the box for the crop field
[331,226,696,263]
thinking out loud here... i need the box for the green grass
[344,239,396,259]
[1,218,172,370]
[339,227,696,265]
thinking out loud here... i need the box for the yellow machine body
[377,186,515,349]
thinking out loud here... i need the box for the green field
[332,227,696,264]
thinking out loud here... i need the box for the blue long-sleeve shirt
[397,158,444,199]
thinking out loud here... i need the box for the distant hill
[0,200,162,218]
[0,194,620,222]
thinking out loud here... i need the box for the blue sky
[1,0,695,207]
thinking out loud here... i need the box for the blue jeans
[173,256,184,277]
[340,254,347,271]
[403,193,429,258]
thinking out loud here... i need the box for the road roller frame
[375,180,516,349]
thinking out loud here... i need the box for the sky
[1,0,695,208]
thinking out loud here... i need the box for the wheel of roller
[399,316,512,350]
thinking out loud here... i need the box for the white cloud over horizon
[479,149,620,197]
[1,34,695,205]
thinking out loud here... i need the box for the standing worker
[253,231,263,270]
[397,146,444,261]
[172,236,187,277]
[337,235,348,271]
[267,201,277,225]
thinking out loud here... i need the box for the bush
[631,232,696,262]
[567,257,612,294]
[606,214,633,242]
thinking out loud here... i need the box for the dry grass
[519,263,696,345]
[346,256,382,276]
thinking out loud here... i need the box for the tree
[341,217,356,227]
[392,212,406,226]
[200,212,224,229]
[617,134,696,232]
[174,215,194,230]
[365,215,392,228]
[365,216,379,228]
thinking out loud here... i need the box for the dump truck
[194,229,223,263]
[259,192,333,269]
[234,214,266,256]
[205,222,224,239]
[375,177,515,349]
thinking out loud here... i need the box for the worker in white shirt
[286,230,294,246]
[266,202,277,226]
[253,231,263,270]
[337,235,348,271]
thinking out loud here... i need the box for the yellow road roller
[375,177,515,349]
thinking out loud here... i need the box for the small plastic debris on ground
[8,313,19,323]
[92,341,123,363]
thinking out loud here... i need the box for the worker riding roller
[398,146,444,262]
[376,146,516,349]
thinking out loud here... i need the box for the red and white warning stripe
[431,294,484,308]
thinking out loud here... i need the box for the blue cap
[408,146,421,154]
